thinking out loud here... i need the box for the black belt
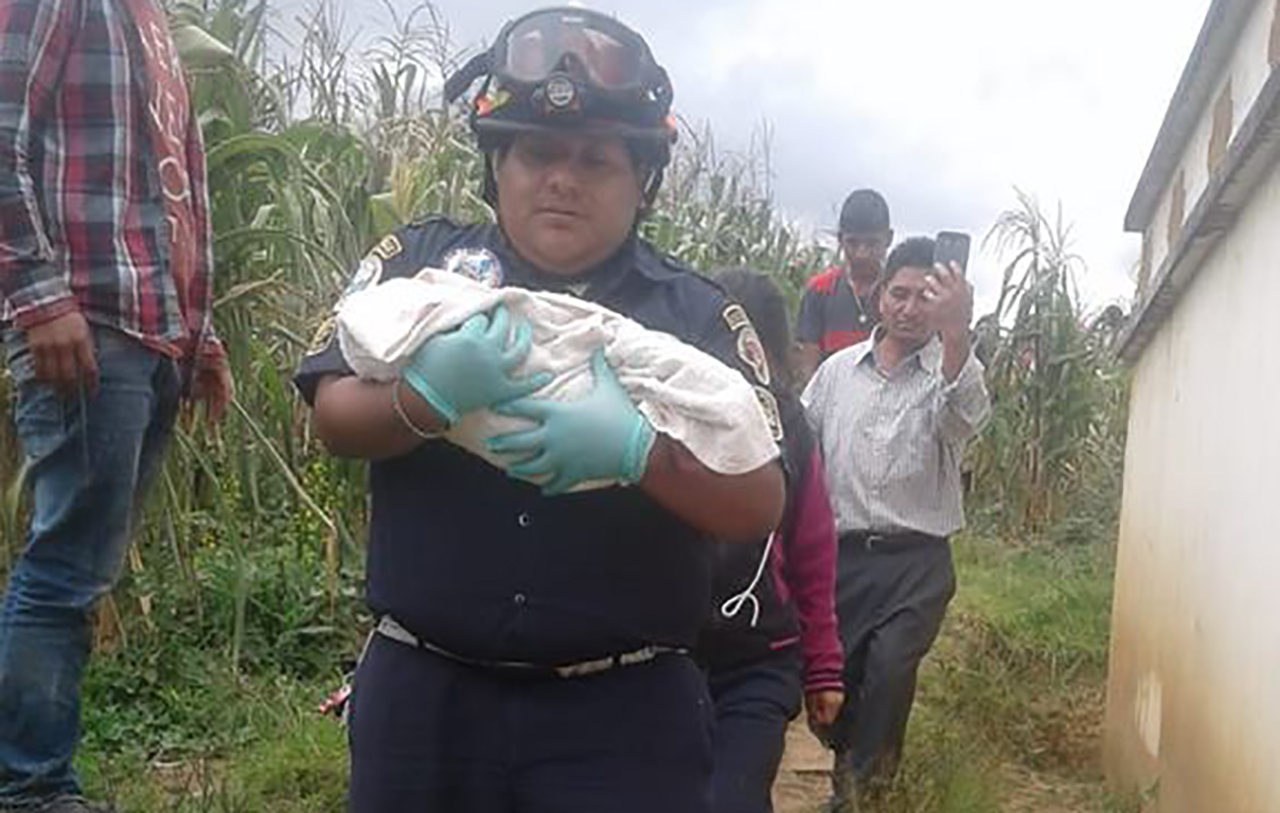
[840,530,947,551]
[375,616,688,680]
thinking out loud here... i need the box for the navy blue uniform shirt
[295,218,784,666]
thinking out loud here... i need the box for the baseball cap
[838,189,891,235]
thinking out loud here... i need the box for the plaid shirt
[0,0,223,365]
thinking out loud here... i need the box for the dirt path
[998,763,1104,813]
[771,722,1106,813]
[773,723,832,813]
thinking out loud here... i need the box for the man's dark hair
[882,236,937,287]
[838,189,891,235]
[713,268,795,391]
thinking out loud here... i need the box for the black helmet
[445,7,677,206]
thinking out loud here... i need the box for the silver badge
[545,75,577,110]
[442,248,505,288]
[341,254,384,300]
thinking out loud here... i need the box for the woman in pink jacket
[698,269,846,813]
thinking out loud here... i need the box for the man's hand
[805,689,845,745]
[25,311,98,397]
[924,262,975,382]
[190,358,235,425]
[923,262,974,341]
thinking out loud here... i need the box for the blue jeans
[0,326,180,805]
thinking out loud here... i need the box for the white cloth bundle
[336,268,779,489]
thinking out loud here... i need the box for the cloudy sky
[275,0,1213,311]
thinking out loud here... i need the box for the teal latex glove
[402,306,551,426]
[488,350,656,496]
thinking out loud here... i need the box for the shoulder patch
[722,304,772,386]
[737,326,772,387]
[722,304,751,332]
[343,254,384,299]
[754,385,785,442]
[371,234,404,261]
[308,313,338,354]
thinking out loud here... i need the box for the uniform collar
[495,231,651,296]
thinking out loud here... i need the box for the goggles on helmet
[445,7,675,142]
[499,8,653,92]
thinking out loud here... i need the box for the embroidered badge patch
[753,385,784,442]
[343,254,384,298]
[736,326,771,387]
[442,248,504,288]
[370,234,403,261]
[722,303,772,386]
[722,304,751,332]
[308,314,338,354]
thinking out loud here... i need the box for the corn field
[0,0,1126,685]
[972,191,1129,540]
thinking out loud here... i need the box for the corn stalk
[971,190,1128,538]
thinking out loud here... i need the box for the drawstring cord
[719,532,776,628]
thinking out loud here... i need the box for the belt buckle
[555,654,616,679]
[865,533,886,550]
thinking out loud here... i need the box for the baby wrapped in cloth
[336,266,780,492]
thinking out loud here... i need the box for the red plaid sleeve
[0,0,82,325]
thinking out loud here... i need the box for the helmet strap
[481,150,499,208]
[444,51,493,105]
[641,166,664,212]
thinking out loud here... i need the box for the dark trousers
[707,648,802,813]
[829,532,955,786]
[348,633,714,813]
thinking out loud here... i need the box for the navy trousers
[707,648,802,813]
[348,633,715,813]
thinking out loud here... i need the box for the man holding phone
[801,236,989,809]
[796,189,894,385]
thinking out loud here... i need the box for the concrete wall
[1142,0,1277,293]
[1106,136,1280,812]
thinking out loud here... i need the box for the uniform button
[513,593,527,606]
[517,513,532,528]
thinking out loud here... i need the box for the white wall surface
[1143,0,1276,283]
[1106,144,1280,813]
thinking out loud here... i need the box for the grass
[60,527,1123,813]
[797,527,1121,813]
[64,536,361,811]
[891,532,1115,813]
[80,673,347,812]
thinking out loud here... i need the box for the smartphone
[934,231,971,274]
